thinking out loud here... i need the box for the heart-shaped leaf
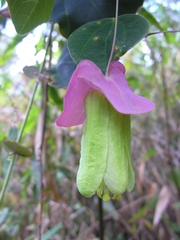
[68,14,149,74]
[7,0,55,35]
[50,0,144,38]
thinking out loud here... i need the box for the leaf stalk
[105,0,119,77]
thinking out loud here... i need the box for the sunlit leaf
[7,0,55,35]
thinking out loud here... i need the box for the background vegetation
[0,0,180,239]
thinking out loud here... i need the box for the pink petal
[56,60,155,127]
[77,60,155,115]
[56,70,93,127]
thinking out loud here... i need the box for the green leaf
[140,8,163,30]
[2,137,32,157]
[68,14,149,74]
[141,148,156,161]
[57,166,75,180]
[130,197,157,223]
[41,223,62,240]
[7,0,55,35]
[48,87,63,110]
[171,223,180,234]
[50,0,144,38]
[0,0,6,8]
[168,168,180,190]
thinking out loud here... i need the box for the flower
[56,60,155,200]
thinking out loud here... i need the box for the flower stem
[98,197,104,240]
[105,0,119,77]
[0,23,54,206]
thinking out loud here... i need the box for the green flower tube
[77,90,135,200]
[77,91,109,197]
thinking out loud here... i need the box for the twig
[36,23,54,240]
[146,30,180,38]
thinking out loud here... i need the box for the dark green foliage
[50,0,144,38]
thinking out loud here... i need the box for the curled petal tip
[109,61,126,74]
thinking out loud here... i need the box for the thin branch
[146,30,180,38]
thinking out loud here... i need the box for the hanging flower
[56,60,155,201]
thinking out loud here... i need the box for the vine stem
[105,0,119,77]
[0,23,54,206]
[0,82,38,205]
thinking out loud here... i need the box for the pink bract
[56,60,155,127]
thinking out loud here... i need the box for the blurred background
[0,0,180,239]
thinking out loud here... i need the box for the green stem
[0,82,38,205]
[0,23,54,206]
[105,0,119,77]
